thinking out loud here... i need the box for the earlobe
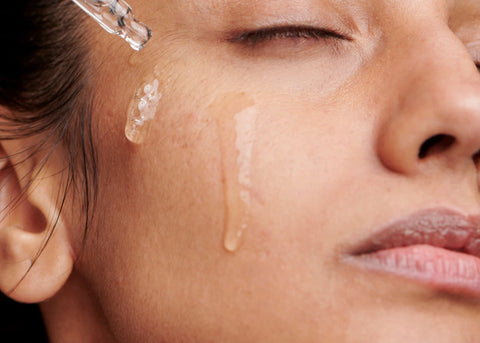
[4,222,75,304]
[0,144,74,304]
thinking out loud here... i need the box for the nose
[376,27,480,175]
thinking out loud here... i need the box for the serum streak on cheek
[209,93,258,252]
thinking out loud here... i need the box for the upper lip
[349,208,480,258]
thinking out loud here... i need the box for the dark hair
[0,0,97,245]
[0,1,97,337]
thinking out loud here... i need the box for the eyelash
[229,25,349,46]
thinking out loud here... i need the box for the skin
[2,0,480,342]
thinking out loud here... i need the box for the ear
[0,138,74,304]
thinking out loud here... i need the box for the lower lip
[348,245,480,296]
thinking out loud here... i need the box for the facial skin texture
[30,0,480,342]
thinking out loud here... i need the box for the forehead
[171,0,480,27]
[183,0,480,12]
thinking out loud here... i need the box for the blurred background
[0,293,48,342]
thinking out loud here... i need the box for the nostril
[418,134,456,159]
[473,150,480,167]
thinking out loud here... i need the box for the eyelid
[227,25,352,46]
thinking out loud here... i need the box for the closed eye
[229,25,351,47]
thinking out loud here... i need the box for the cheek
[81,105,229,340]
[85,80,378,341]
[247,101,359,242]
[206,92,366,255]
[205,91,374,264]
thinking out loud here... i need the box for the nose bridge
[376,23,480,174]
[396,23,479,113]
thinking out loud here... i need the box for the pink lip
[346,208,480,296]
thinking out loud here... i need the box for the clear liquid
[209,94,257,252]
[125,78,161,144]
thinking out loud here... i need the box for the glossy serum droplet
[125,79,161,144]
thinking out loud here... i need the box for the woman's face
[77,0,480,341]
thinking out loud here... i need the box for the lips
[346,208,480,296]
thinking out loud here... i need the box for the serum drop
[125,79,161,144]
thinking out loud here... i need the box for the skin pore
[3,0,480,342]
